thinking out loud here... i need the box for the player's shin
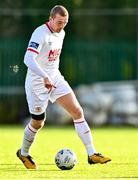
[21,123,39,156]
[73,118,96,156]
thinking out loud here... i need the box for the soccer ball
[55,148,77,170]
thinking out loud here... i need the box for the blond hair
[50,5,69,17]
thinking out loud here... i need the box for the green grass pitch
[0,125,138,180]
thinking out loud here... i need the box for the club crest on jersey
[29,42,39,49]
[34,107,42,112]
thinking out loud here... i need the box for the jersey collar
[45,22,53,33]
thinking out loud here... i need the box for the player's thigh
[56,91,79,108]
[56,91,84,118]
[25,86,49,115]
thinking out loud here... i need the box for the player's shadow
[109,162,138,165]
[0,163,60,171]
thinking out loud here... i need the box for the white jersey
[25,22,65,79]
[24,23,73,115]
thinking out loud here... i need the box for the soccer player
[16,5,111,169]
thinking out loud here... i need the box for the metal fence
[0,38,26,87]
[62,40,136,86]
[0,38,136,89]
[0,39,136,123]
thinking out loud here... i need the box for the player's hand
[44,77,56,93]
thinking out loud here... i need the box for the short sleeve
[27,26,44,55]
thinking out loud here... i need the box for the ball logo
[64,156,71,163]
[55,148,77,170]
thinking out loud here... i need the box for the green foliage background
[0,0,136,40]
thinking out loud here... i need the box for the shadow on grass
[0,163,60,171]
[0,164,138,179]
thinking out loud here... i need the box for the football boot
[16,149,37,169]
[88,153,111,164]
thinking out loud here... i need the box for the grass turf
[0,125,138,180]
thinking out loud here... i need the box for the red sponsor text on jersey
[48,49,61,61]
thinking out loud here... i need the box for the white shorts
[25,74,72,115]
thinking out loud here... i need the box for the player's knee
[31,113,46,129]
[31,119,45,129]
[31,112,45,121]
[73,106,84,119]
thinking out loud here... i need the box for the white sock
[74,118,96,156]
[21,123,38,156]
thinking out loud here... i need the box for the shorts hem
[50,90,72,103]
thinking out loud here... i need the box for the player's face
[50,14,68,33]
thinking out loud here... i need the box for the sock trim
[24,138,33,143]
[73,117,85,123]
[28,124,37,133]
[74,121,85,124]
[84,130,90,134]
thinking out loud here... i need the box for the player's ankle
[21,148,29,156]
